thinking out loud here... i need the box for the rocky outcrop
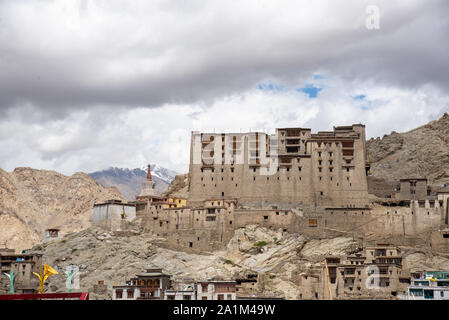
[162,173,189,198]
[26,224,361,299]
[0,167,125,252]
[21,222,449,300]
[367,113,449,185]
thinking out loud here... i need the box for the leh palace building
[188,124,369,208]
[94,124,449,254]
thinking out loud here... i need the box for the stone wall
[95,194,449,254]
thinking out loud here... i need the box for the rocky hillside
[367,113,449,185]
[0,167,125,252]
[162,173,189,198]
[25,224,449,300]
[27,225,358,299]
[90,165,177,200]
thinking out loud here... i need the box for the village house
[0,247,42,294]
[407,271,449,300]
[298,244,411,300]
[112,268,171,300]
[195,280,237,300]
[164,280,196,300]
[112,268,239,300]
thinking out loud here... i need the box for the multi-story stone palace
[188,124,370,208]
[93,123,449,254]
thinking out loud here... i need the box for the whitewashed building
[407,271,449,300]
[196,280,237,300]
[92,200,136,231]
[164,282,196,300]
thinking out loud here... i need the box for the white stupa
[139,164,156,197]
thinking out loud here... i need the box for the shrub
[254,241,268,247]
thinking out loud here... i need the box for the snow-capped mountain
[89,165,178,200]
[139,164,178,185]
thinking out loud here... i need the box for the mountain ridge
[89,165,177,200]
[367,112,449,185]
[0,167,125,252]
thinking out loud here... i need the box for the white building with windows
[164,282,196,300]
[407,271,449,300]
[196,280,237,300]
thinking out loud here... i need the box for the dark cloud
[0,0,448,115]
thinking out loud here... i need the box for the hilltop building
[93,122,449,254]
[138,164,156,198]
[44,228,60,243]
[135,165,187,211]
[92,199,136,231]
[188,125,370,208]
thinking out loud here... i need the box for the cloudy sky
[0,0,448,175]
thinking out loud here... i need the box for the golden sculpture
[33,264,59,294]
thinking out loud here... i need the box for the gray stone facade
[188,124,369,208]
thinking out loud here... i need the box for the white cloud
[1,77,447,174]
[1,0,448,110]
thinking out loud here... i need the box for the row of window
[201,163,353,174]
[200,175,351,183]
